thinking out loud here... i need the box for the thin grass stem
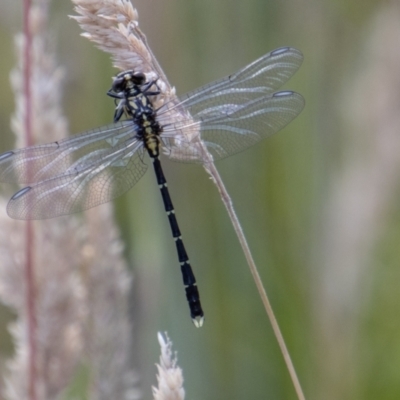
[204,160,306,400]
[23,1,37,400]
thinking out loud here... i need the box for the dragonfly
[0,46,304,327]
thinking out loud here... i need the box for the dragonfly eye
[131,72,146,85]
[111,76,126,93]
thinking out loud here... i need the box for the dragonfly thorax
[130,96,162,158]
[126,93,155,120]
[108,71,163,158]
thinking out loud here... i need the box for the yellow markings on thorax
[146,135,159,156]
[127,93,152,111]
[142,115,154,136]
[126,91,160,156]
[128,99,139,110]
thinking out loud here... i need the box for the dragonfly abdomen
[152,156,204,326]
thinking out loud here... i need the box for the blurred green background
[1,1,400,399]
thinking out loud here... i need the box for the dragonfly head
[111,70,146,94]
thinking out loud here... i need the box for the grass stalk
[22,1,37,399]
[204,160,306,400]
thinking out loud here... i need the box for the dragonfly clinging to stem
[0,46,304,327]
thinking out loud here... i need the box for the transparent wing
[158,47,304,162]
[5,126,148,220]
[177,47,303,114]
[198,91,305,160]
[1,47,304,218]
[0,121,136,184]
[162,91,305,162]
